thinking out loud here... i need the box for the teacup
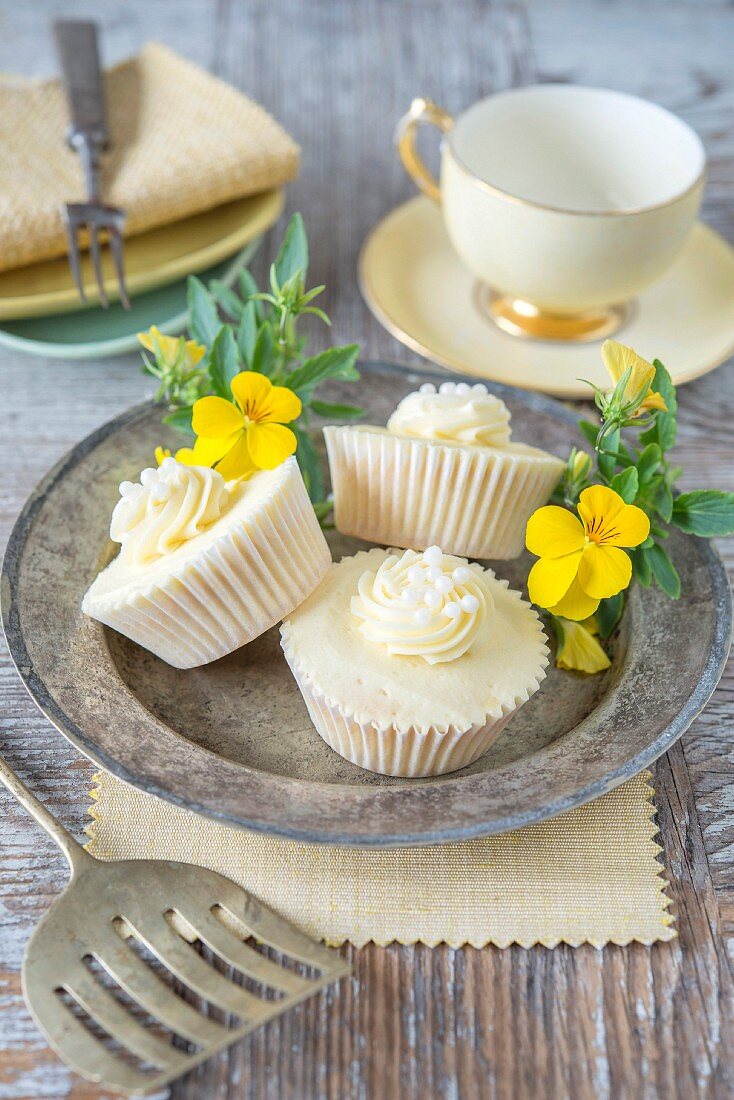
[396,85,705,341]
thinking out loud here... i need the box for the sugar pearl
[414,607,431,627]
[444,602,462,619]
[426,566,442,583]
[472,383,488,396]
[140,467,158,486]
[452,566,471,584]
[461,594,480,613]
[119,481,136,497]
[160,456,177,471]
[407,564,424,584]
[435,575,454,595]
[424,588,441,609]
[438,381,455,395]
[455,382,471,395]
[423,545,443,567]
[419,382,437,394]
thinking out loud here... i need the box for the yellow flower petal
[230,371,274,417]
[547,578,600,621]
[556,619,611,674]
[600,339,666,414]
[214,434,257,481]
[577,485,626,530]
[138,326,205,369]
[577,544,632,600]
[526,506,586,559]
[154,446,171,465]
[605,503,650,547]
[176,433,239,468]
[259,383,302,424]
[192,396,244,439]
[527,551,582,609]
[245,422,298,469]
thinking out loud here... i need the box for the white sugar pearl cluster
[399,545,481,626]
[418,381,489,397]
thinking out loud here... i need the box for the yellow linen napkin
[0,43,299,272]
[87,769,675,948]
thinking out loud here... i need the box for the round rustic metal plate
[2,362,731,846]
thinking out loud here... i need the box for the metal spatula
[0,752,350,1096]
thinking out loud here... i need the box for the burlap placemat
[0,43,299,272]
[86,769,675,949]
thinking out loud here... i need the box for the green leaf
[610,466,639,504]
[312,499,334,526]
[636,443,661,484]
[207,326,240,399]
[655,480,674,524]
[294,426,324,502]
[630,547,652,586]
[274,212,308,286]
[578,419,599,449]
[647,543,681,599]
[594,593,624,639]
[209,279,245,321]
[287,345,360,401]
[640,359,677,452]
[671,490,734,537]
[162,406,194,434]
[187,276,220,347]
[309,399,364,420]
[238,268,266,322]
[251,323,275,376]
[236,302,259,368]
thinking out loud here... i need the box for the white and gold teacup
[396,85,705,342]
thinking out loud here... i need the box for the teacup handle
[395,97,454,204]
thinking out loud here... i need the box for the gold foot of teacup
[477,286,631,344]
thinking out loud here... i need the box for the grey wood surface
[1,1,733,1097]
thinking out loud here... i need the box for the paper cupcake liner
[324,427,563,559]
[283,656,513,777]
[84,460,331,668]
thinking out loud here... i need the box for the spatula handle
[0,752,89,872]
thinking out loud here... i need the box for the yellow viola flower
[526,485,650,621]
[555,618,611,674]
[154,446,171,465]
[138,326,206,370]
[601,339,667,415]
[190,371,302,480]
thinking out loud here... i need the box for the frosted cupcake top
[386,381,512,448]
[111,457,231,566]
[350,546,491,664]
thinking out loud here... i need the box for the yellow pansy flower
[555,618,611,674]
[526,485,649,621]
[601,339,667,416]
[190,371,302,480]
[138,326,206,370]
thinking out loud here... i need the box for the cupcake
[83,455,330,668]
[280,545,549,777]
[324,381,564,559]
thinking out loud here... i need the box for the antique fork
[0,750,350,1096]
[53,20,130,309]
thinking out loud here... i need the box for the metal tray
[2,362,731,846]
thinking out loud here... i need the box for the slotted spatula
[1,752,350,1096]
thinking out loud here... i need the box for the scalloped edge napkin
[86,769,675,949]
[0,42,299,272]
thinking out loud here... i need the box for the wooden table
[2,2,733,1096]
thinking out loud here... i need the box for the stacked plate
[0,189,283,359]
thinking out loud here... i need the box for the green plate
[0,239,260,360]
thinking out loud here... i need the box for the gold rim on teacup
[396,87,706,343]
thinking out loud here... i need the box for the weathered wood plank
[1,0,734,1097]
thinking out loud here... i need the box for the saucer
[359,197,734,398]
[0,240,259,360]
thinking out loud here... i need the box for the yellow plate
[359,196,734,398]
[0,189,283,321]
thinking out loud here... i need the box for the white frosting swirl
[350,546,491,664]
[386,381,512,448]
[110,457,230,566]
